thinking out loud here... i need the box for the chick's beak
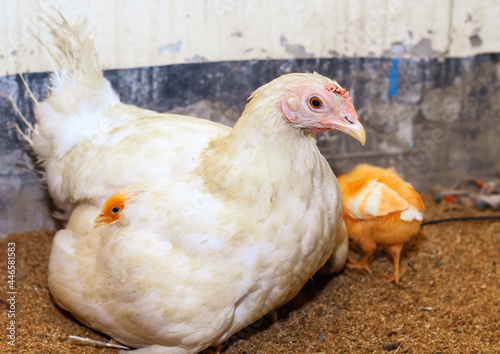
[94,213,111,224]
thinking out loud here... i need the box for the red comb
[324,83,350,100]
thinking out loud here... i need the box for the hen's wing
[43,110,230,212]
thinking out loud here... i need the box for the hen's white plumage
[30,15,366,353]
[52,146,339,352]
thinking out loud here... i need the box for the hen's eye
[111,207,120,214]
[309,97,323,109]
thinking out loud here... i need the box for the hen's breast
[220,163,343,341]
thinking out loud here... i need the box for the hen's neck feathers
[197,89,328,205]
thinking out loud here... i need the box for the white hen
[26,15,367,353]
[48,74,364,352]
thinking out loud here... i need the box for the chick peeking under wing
[338,164,425,284]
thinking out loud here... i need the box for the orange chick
[338,164,425,284]
[94,193,129,224]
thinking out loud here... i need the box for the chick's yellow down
[338,164,425,284]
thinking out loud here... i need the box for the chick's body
[338,164,425,283]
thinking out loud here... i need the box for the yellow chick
[338,164,425,284]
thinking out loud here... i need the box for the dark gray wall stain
[1,55,499,235]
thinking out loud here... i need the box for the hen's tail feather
[32,11,121,159]
[19,73,39,105]
[35,11,103,92]
[0,92,35,145]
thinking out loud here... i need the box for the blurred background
[1,0,499,236]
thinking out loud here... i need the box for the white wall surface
[1,0,500,76]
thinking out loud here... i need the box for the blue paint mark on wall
[158,40,183,54]
[388,58,400,97]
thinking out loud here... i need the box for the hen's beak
[321,114,366,145]
[334,116,366,145]
[94,213,111,224]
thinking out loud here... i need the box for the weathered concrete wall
[2,0,500,75]
[2,56,500,236]
[1,0,500,236]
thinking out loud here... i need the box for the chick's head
[95,193,130,224]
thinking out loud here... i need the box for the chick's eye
[309,97,323,109]
[111,207,120,214]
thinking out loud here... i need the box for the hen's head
[94,193,129,224]
[251,73,366,144]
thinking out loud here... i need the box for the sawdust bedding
[1,195,499,353]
